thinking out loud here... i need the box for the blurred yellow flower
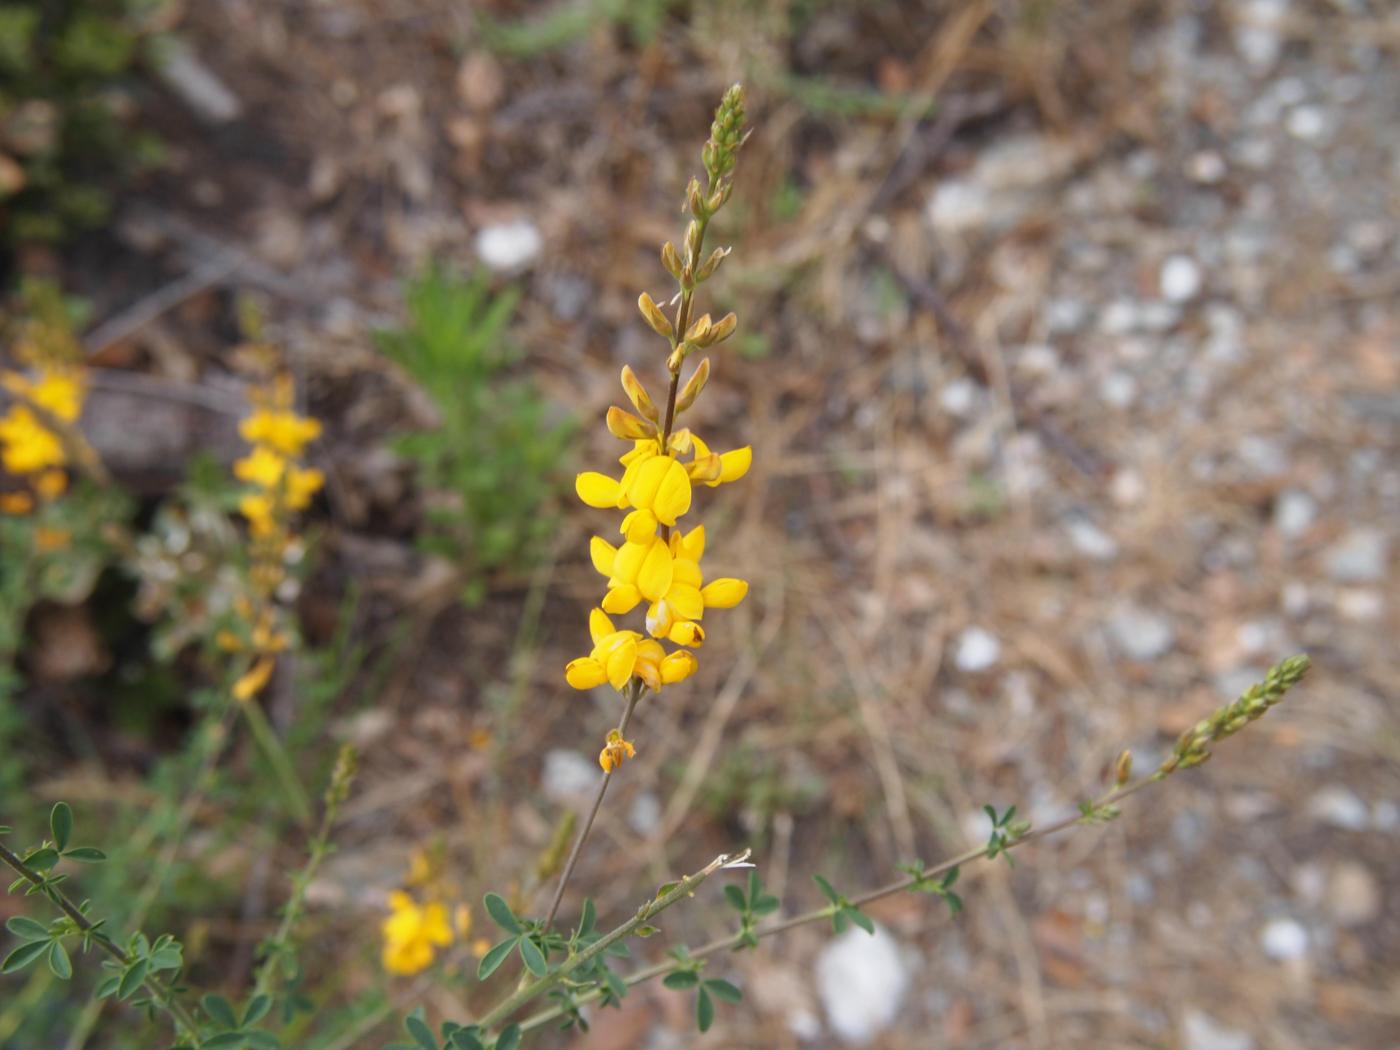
[598,729,636,773]
[0,407,65,475]
[381,891,453,976]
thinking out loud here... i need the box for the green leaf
[831,910,848,934]
[844,907,875,936]
[578,898,596,938]
[723,885,747,913]
[5,915,49,941]
[477,938,516,979]
[942,866,960,888]
[812,874,840,904]
[449,1030,484,1050]
[494,1025,522,1050]
[696,987,715,1032]
[50,802,73,851]
[405,1007,437,1050]
[483,893,521,934]
[63,846,107,863]
[203,1034,247,1049]
[118,958,149,1000]
[24,847,60,872]
[245,1032,281,1050]
[204,994,239,1029]
[944,891,964,916]
[518,935,547,977]
[48,940,73,980]
[752,894,780,916]
[94,973,120,999]
[662,971,699,990]
[243,994,272,1026]
[704,979,742,1004]
[2,939,52,973]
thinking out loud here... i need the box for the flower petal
[637,538,675,603]
[604,635,639,691]
[610,540,648,585]
[589,536,617,576]
[701,578,748,609]
[565,658,608,690]
[645,599,675,639]
[601,584,641,615]
[576,472,622,508]
[668,583,705,621]
[620,509,658,544]
[668,621,705,647]
[715,446,753,486]
[660,650,698,684]
[652,458,693,526]
[589,607,615,646]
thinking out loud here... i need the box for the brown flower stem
[515,778,1159,1034]
[0,840,203,1043]
[541,680,644,932]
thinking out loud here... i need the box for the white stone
[1334,588,1383,622]
[938,378,979,418]
[1187,151,1227,184]
[1327,861,1380,926]
[157,40,244,123]
[541,749,596,806]
[1111,469,1147,507]
[927,180,990,233]
[815,925,910,1044]
[475,219,543,272]
[627,792,661,836]
[1234,0,1289,72]
[1182,1009,1255,1050]
[1260,917,1308,961]
[1306,785,1369,830]
[1286,105,1330,142]
[1099,371,1137,408]
[1099,299,1141,334]
[954,626,1001,672]
[1273,490,1316,538]
[1067,518,1119,561]
[1325,528,1388,582]
[1160,255,1203,301]
[1108,605,1175,661]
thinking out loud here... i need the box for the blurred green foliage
[376,266,572,603]
[0,0,166,258]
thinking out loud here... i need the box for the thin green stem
[0,840,203,1043]
[238,692,313,828]
[480,849,748,1032]
[541,681,644,931]
[516,778,1158,1033]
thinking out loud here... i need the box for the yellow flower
[34,526,71,553]
[238,493,277,538]
[0,407,65,475]
[239,373,322,457]
[234,447,324,509]
[598,729,636,773]
[0,491,34,515]
[381,891,453,975]
[2,368,84,423]
[232,655,275,701]
[34,469,67,500]
[564,608,641,692]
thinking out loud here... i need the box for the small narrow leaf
[94,974,120,999]
[696,987,715,1032]
[662,971,699,990]
[483,893,521,934]
[845,907,876,936]
[63,847,107,863]
[495,1025,522,1050]
[243,994,272,1025]
[723,885,747,913]
[204,1034,248,1050]
[203,994,239,1029]
[50,803,73,851]
[578,898,597,938]
[811,874,840,904]
[518,936,547,977]
[245,1032,282,1050]
[704,978,743,1003]
[477,938,516,980]
[48,941,73,980]
[23,847,59,872]
[4,915,49,941]
[118,959,148,1000]
[2,939,52,973]
[405,1007,437,1050]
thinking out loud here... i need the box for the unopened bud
[620,365,659,422]
[637,292,674,340]
[686,177,704,218]
[706,183,731,214]
[675,357,710,412]
[685,219,702,260]
[696,311,737,347]
[684,313,712,344]
[661,241,683,281]
[1114,750,1133,787]
[607,406,657,441]
[695,246,729,283]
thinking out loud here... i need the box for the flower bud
[695,246,729,283]
[696,311,736,347]
[687,177,704,218]
[684,313,712,344]
[685,219,702,260]
[637,292,674,340]
[620,365,660,422]
[675,358,710,412]
[1114,750,1133,786]
[607,406,657,441]
[661,241,684,281]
